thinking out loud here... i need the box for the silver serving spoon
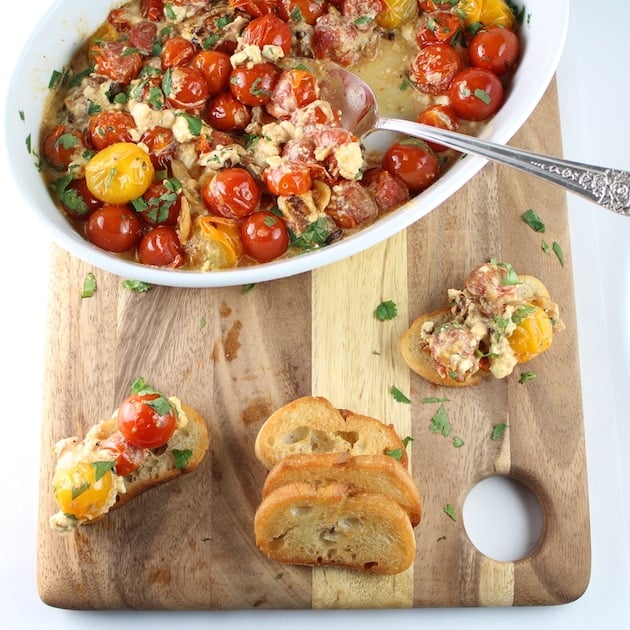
[309,60,630,216]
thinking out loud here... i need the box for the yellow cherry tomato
[458,0,516,29]
[508,304,553,363]
[377,0,418,29]
[85,142,155,204]
[53,460,117,521]
[190,215,243,269]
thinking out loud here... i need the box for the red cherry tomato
[229,0,277,18]
[415,104,460,152]
[242,15,293,56]
[263,163,312,196]
[161,36,196,69]
[117,393,178,449]
[240,211,290,262]
[163,66,209,110]
[140,126,177,170]
[190,50,232,94]
[361,167,410,213]
[60,178,103,221]
[92,40,143,84]
[88,111,136,150]
[42,125,86,170]
[202,168,261,219]
[206,92,252,131]
[267,68,319,118]
[415,12,464,47]
[382,139,440,194]
[100,432,148,476]
[409,44,462,95]
[229,62,279,106]
[137,181,181,226]
[448,67,504,121]
[278,0,327,25]
[469,25,520,75]
[85,204,143,252]
[128,21,157,54]
[140,0,164,21]
[138,226,185,267]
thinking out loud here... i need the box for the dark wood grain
[37,80,590,609]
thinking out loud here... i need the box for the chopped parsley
[518,371,536,384]
[172,449,193,469]
[452,436,465,448]
[93,460,116,481]
[552,241,565,267]
[121,279,153,292]
[443,504,457,521]
[521,208,546,233]
[82,272,97,298]
[473,88,492,104]
[429,404,451,437]
[390,386,411,404]
[491,423,508,441]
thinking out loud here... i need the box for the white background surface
[2,1,629,627]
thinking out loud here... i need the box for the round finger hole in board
[463,476,544,562]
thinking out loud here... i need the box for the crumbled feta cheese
[334,142,364,180]
[128,100,176,135]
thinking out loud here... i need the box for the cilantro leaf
[491,423,508,441]
[521,208,546,233]
[374,300,398,321]
[122,279,153,292]
[82,272,97,298]
[518,371,536,384]
[390,386,411,404]
[429,404,451,437]
[443,504,457,521]
[93,461,116,481]
[172,449,193,469]
[552,241,565,267]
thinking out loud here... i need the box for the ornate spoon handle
[374,117,630,216]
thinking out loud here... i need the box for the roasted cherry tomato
[141,0,164,21]
[418,0,458,10]
[469,25,519,75]
[382,139,440,194]
[88,111,136,150]
[117,392,178,449]
[140,126,177,170]
[42,125,86,170]
[229,62,279,106]
[100,432,148,477]
[267,68,319,118]
[240,210,290,262]
[161,36,196,69]
[377,0,417,29]
[242,14,293,56]
[409,44,462,95]
[86,204,143,252]
[52,461,116,520]
[163,66,209,111]
[415,104,460,152]
[85,142,155,204]
[206,92,252,131]
[128,21,157,54]
[92,40,143,84]
[458,0,516,29]
[361,167,410,213]
[278,0,328,25]
[202,168,261,219]
[190,50,232,94]
[448,67,504,121]
[509,305,554,363]
[138,226,185,267]
[136,180,181,226]
[263,163,312,196]
[415,11,464,47]
[58,177,103,221]
[195,216,243,268]
[229,0,277,18]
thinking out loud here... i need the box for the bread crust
[254,396,408,469]
[262,452,421,526]
[254,481,416,575]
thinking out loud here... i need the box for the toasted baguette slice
[113,404,209,510]
[401,271,564,388]
[254,481,416,575]
[254,396,408,469]
[49,402,209,534]
[262,452,421,526]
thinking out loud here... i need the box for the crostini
[49,377,209,535]
[400,260,564,387]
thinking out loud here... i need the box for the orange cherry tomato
[229,62,279,106]
[415,104,459,152]
[382,139,440,194]
[161,36,196,69]
[190,50,232,94]
[448,67,504,121]
[242,14,293,56]
[88,111,136,150]
[202,168,261,219]
[163,66,209,111]
[263,163,312,196]
[409,43,462,95]
[206,92,252,131]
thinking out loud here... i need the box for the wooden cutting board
[37,80,590,610]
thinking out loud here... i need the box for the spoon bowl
[312,60,630,216]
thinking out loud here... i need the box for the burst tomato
[382,139,440,193]
[88,111,136,150]
[240,211,290,262]
[138,226,185,267]
[202,168,261,219]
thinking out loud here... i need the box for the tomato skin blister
[41,0,520,271]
